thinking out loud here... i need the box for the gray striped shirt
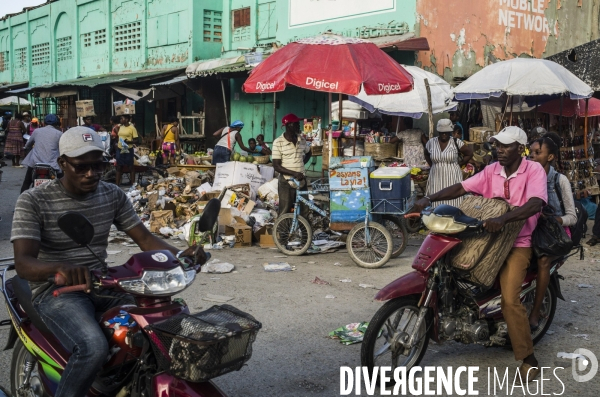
[11,180,142,271]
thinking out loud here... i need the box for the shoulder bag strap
[554,172,566,215]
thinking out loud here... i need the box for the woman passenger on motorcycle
[528,133,577,331]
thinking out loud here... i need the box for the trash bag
[532,207,573,257]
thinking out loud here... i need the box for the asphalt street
[0,165,599,396]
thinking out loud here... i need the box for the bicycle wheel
[381,215,408,258]
[347,222,393,268]
[273,214,313,256]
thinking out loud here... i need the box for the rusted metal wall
[415,0,599,81]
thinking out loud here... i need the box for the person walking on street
[211,120,253,165]
[5,112,27,167]
[272,113,311,216]
[161,117,180,165]
[20,114,64,193]
[413,126,547,382]
[115,115,138,186]
[424,119,473,207]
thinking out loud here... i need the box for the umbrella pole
[328,93,333,164]
[424,78,434,139]
[17,96,20,114]
[559,96,563,134]
[509,96,514,126]
[585,98,589,156]
[339,93,343,158]
[221,80,229,127]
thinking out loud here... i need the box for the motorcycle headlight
[119,266,196,296]
[422,213,467,234]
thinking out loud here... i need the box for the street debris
[325,295,336,299]
[546,330,555,335]
[578,284,594,288]
[202,294,234,303]
[339,279,352,283]
[557,352,589,362]
[311,277,330,285]
[263,262,294,272]
[106,250,122,255]
[200,259,235,274]
[334,262,342,266]
[329,322,369,345]
[359,284,376,289]
[573,334,590,341]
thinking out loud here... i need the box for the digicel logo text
[256,82,276,91]
[378,83,403,93]
[306,77,339,90]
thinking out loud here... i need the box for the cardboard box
[212,161,274,200]
[115,103,136,116]
[225,216,252,248]
[259,234,276,248]
[76,100,96,117]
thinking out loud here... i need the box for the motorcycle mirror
[57,212,95,246]
[196,198,220,233]
[482,142,492,151]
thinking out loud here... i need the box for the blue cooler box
[370,167,411,213]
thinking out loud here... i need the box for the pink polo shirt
[461,159,547,248]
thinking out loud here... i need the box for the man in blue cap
[211,120,254,165]
[20,114,63,193]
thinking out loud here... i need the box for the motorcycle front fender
[152,373,227,397]
[374,271,427,302]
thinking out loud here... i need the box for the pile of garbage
[124,165,282,248]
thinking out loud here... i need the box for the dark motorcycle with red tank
[361,205,577,372]
[0,198,261,397]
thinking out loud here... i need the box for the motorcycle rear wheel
[11,339,46,397]
[361,296,431,375]
[506,282,557,347]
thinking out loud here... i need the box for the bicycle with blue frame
[273,178,332,256]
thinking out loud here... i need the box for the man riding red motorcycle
[11,127,207,396]
[411,126,547,381]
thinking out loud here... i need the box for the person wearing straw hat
[424,119,472,207]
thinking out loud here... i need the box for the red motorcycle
[1,199,261,397]
[361,205,575,372]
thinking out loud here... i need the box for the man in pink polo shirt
[414,126,547,382]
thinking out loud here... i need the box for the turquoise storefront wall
[0,0,223,87]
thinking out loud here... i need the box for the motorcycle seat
[11,276,53,335]
[454,212,480,227]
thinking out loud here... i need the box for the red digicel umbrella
[243,34,413,95]
[537,98,600,117]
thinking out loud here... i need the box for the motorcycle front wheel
[361,296,431,374]
[11,339,45,397]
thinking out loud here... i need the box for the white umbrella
[349,65,456,118]
[0,96,32,106]
[452,58,593,101]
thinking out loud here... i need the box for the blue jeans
[211,145,231,165]
[33,287,133,397]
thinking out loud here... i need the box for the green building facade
[216,0,420,173]
[0,0,223,87]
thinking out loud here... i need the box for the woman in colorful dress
[4,112,27,167]
[424,119,473,207]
